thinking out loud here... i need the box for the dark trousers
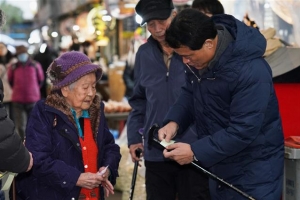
[3,102,14,121]
[12,102,35,141]
[145,161,211,200]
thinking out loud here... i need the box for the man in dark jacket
[158,9,284,200]
[127,0,210,199]
[0,9,33,199]
[0,80,33,173]
[0,72,33,199]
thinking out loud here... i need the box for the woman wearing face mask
[7,45,45,141]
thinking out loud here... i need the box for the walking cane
[129,148,142,200]
[148,124,256,200]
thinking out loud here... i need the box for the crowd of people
[1,0,285,199]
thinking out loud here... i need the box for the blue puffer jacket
[15,94,121,200]
[164,15,284,200]
[127,36,198,161]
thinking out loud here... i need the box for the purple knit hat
[47,51,102,90]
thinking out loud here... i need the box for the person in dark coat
[0,9,33,200]
[15,51,121,200]
[0,9,4,27]
[127,0,210,199]
[192,0,224,16]
[0,42,15,119]
[122,38,143,99]
[1,72,33,200]
[34,44,57,98]
[158,9,284,200]
[0,79,33,173]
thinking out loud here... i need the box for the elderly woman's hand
[101,179,114,197]
[76,172,104,189]
[98,166,114,197]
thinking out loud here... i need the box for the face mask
[17,53,29,62]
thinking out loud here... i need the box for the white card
[160,139,175,147]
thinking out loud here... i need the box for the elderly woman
[15,51,121,200]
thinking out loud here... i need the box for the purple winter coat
[15,93,121,200]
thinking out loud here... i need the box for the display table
[105,112,129,121]
[105,112,129,136]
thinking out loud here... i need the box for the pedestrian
[0,75,33,200]
[122,39,138,99]
[15,51,121,200]
[34,43,57,98]
[0,9,33,200]
[122,29,145,99]
[0,9,4,28]
[158,9,284,200]
[0,42,15,118]
[7,45,44,141]
[192,0,224,16]
[0,77,34,170]
[127,0,210,199]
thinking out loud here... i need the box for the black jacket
[0,78,30,173]
[122,61,134,98]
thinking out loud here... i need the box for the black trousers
[145,161,211,200]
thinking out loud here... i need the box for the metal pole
[190,162,255,200]
[148,124,256,200]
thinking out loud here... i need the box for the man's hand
[26,152,33,172]
[158,121,178,142]
[163,143,194,165]
[129,143,143,163]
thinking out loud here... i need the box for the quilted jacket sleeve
[0,107,30,173]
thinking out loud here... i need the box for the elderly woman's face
[62,73,97,114]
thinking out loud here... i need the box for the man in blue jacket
[158,9,284,200]
[127,0,210,199]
